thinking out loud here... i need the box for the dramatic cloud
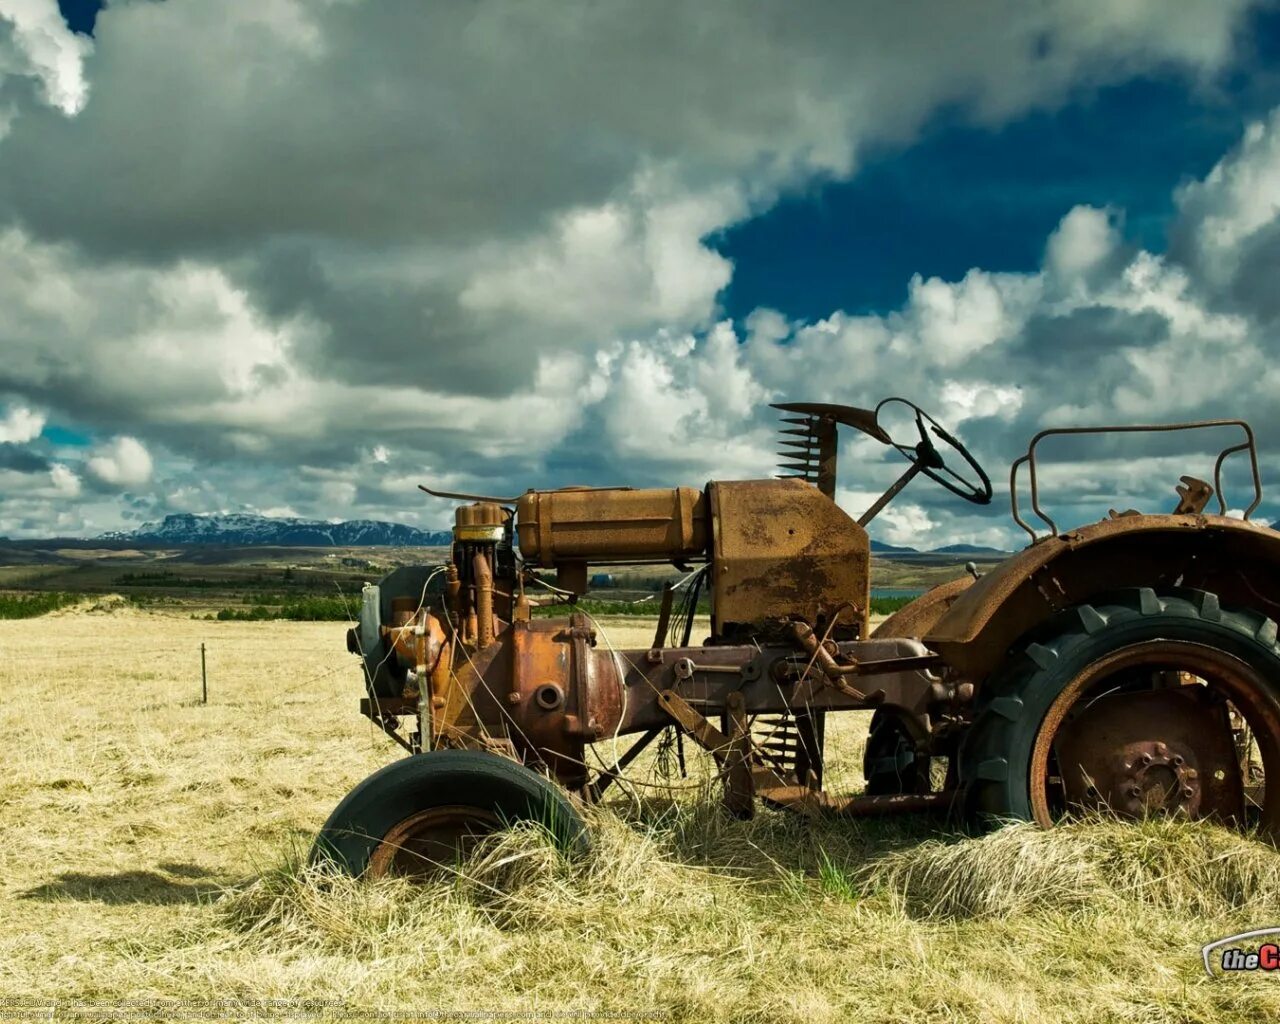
[86,436,153,487]
[0,0,91,119]
[0,0,1272,543]
[0,402,43,442]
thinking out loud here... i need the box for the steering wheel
[874,397,993,505]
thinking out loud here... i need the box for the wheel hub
[1052,685,1243,822]
[367,804,502,879]
[1117,741,1197,815]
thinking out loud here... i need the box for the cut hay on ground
[2,610,1279,1022]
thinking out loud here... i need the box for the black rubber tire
[863,709,931,795]
[311,750,590,876]
[959,587,1280,827]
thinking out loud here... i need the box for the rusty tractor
[314,398,1280,876]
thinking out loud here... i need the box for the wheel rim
[366,804,503,878]
[1029,640,1280,836]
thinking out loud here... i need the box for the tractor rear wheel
[311,750,589,878]
[959,588,1280,839]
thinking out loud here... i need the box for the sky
[1,0,1280,549]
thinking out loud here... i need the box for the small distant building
[589,573,616,588]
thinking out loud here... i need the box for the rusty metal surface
[448,613,941,788]
[873,576,975,641]
[504,618,593,785]
[515,486,708,567]
[1054,688,1242,821]
[605,635,939,736]
[1025,640,1279,828]
[344,398,1278,833]
[724,691,755,817]
[473,551,495,650]
[770,407,840,497]
[709,478,870,641]
[770,401,891,445]
[1174,476,1214,515]
[926,513,1280,679]
[756,785,951,817]
[367,805,502,878]
[656,689,733,761]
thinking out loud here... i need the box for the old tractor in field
[314,398,1280,876]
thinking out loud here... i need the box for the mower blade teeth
[778,439,816,451]
[780,417,813,426]
[777,461,814,472]
[780,427,815,437]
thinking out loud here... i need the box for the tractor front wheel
[959,588,1280,839]
[863,709,932,795]
[311,750,589,878]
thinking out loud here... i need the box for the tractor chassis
[359,617,958,820]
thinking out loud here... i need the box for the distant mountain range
[98,513,452,547]
[92,512,1006,554]
[870,539,1007,555]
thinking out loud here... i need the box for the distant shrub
[216,605,272,621]
[0,592,81,618]
[278,596,357,621]
[870,596,915,615]
[531,598,704,617]
[211,593,913,623]
[215,595,357,622]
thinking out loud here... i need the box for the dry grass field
[4,603,1280,1022]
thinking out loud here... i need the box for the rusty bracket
[587,727,665,802]
[656,689,733,764]
[1174,475,1214,515]
[658,689,761,816]
[651,582,675,649]
[359,697,417,753]
[672,656,744,681]
[756,786,952,818]
[778,621,891,704]
[724,691,755,818]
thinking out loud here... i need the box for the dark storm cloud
[0,443,49,472]
[0,0,1273,542]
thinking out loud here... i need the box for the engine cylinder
[515,486,708,566]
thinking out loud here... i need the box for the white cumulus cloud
[86,436,153,487]
[0,402,43,442]
[0,0,91,116]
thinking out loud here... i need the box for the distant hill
[98,513,452,547]
[871,539,1009,556]
[930,543,1007,554]
[869,539,919,554]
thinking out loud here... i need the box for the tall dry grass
[2,604,1279,1022]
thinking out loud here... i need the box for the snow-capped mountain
[99,513,452,547]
